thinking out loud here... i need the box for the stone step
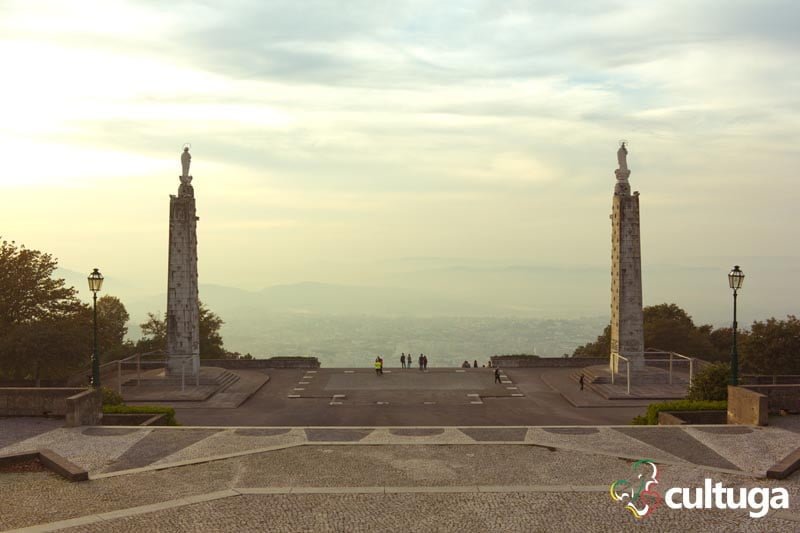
[570,367,689,386]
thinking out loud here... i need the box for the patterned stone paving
[305,428,373,442]
[1,443,797,532]
[614,427,740,470]
[102,428,221,473]
[542,427,599,435]
[458,428,528,442]
[2,419,799,479]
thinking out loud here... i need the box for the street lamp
[88,268,104,388]
[728,265,745,386]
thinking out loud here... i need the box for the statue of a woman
[617,142,628,171]
[181,147,191,178]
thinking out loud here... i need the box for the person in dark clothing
[473,360,478,368]
[422,355,428,370]
[400,353,406,369]
[494,368,501,384]
[418,354,423,370]
[579,374,585,391]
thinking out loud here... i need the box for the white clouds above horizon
[0,0,798,320]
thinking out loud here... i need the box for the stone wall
[65,388,102,427]
[201,357,321,369]
[727,385,768,425]
[740,384,800,414]
[658,410,727,425]
[0,388,85,417]
[490,356,607,368]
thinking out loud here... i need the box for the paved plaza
[126,367,648,426]
[2,369,798,531]
[1,417,799,531]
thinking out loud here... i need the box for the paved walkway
[153,368,647,426]
[1,421,798,532]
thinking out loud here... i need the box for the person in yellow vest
[374,357,381,376]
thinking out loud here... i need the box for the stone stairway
[122,370,240,390]
[570,365,689,386]
[569,365,689,400]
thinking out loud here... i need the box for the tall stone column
[610,142,644,372]
[166,147,200,376]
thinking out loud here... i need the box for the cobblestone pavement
[2,417,799,531]
[1,443,798,532]
[58,493,800,533]
[2,418,798,477]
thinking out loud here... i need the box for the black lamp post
[728,265,745,386]
[88,268,104,388]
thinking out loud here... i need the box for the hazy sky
[1,1,798,321]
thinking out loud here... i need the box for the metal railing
[642,350,694,387]
[609,352,631,395]
[610,350,695,395]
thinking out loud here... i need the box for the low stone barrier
[102,413,169,426]
[490,356,607,368]
[658,410,727,425]
[0,387,101,426]
[727,385,768,425]
[740,384,800,414]
[201,357,321,369]
[65,388,102,427]
[0,387,84,417]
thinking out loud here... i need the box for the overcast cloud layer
[1,0,798,323]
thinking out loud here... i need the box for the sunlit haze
[2,1,798,337]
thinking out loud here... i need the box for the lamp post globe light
[88,268,104,388]
[728,265,745,386]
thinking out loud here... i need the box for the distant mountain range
[53,255,799,363]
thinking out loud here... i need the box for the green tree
[0,238,82,325]
[0,238,91,382]
[199,303,226,358]
[135,312,167,353]
[572,324,610,357]
[135,302,228,358]
[687,363,730,401]
[642,303,715,358]
[97,295,131,362]
[741,315,800,375]
[572,303,720,360]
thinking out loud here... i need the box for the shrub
[632,400,728,425]
[100,387,124,406]
[688,363,730,401]
[102,404,178,426]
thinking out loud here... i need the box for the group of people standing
[399,352,428,370]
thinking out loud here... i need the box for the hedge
[102,405,179,426]
[632,400,728,425]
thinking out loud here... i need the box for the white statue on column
[181,147,192,180]
[179,146,194,197]
[617,142,628,172]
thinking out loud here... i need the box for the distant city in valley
[55,255,799,367]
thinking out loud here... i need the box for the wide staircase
[122,369,240,392]
[569,365,689,400]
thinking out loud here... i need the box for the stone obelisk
[166,146,200,376]
[610,142,644,372]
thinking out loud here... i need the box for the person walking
[423,354,428,370]
[378,356,384,375]
[579,374,585,391]
[418,354,423,371]
[374,357,381,376]
[401,353,406,369]
[494,368,501,384]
